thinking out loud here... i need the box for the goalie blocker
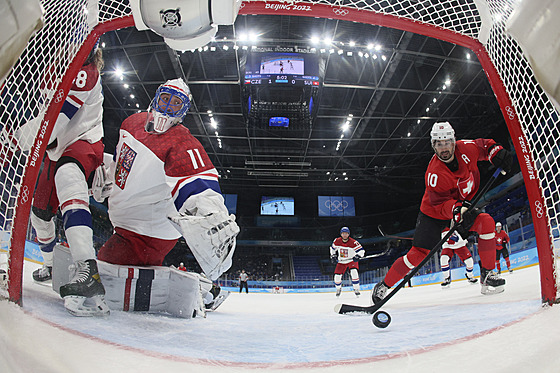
[53,245,229,318]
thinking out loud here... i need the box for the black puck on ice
[372,310,391,328]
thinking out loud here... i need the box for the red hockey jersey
[421,139,498,220]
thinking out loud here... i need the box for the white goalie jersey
[108,112,223,240]
[106,112,239,280]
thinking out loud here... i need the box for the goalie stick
[335,168,503,315]
[377,225,413,241]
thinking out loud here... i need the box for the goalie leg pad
[98,261,202,319]
[52,244,74,293]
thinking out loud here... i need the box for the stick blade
[335,303,376,314]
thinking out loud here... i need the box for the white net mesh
[0,0,130,300]
[1,1,93,253]
[1,0,559,302]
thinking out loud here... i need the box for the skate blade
[33,279,53,287]
[63,295,110,317]
[480,284,505,295]
[209,291,230,311]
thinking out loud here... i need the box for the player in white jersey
[92,78,239,317]
[439,227,477,287]
[28,44,109,316]
[330,227,364,296]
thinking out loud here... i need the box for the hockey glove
[454,224,470,241]
[488,145,512,174]
[331,254,338,265]
[353,255,360,262]
[449,232,460,243]
[452,200,481,239]
[452,200,471,224]
[91,163,113,203]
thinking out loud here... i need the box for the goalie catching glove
[169,211,240,281]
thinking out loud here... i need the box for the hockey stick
[359,248,390,261]
[377,225,413,241]
[335,168,503,315]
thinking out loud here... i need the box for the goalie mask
[148,78,192,133]
[431,121,456,162]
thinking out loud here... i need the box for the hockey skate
[371,281,388,304]
[206,289,230,311]
[59,259,109,316]
[480,266,505,295]
[335,287,342,297]
[465,273,478,284]
[354,290,361,297]
[32,265,52,283]
[441,277,451,288]
[509,268,513,274]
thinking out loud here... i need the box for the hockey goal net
[272,286,285,294]
[1,0,559,306]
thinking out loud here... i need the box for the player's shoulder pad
[121,112,147,131]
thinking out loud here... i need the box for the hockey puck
[372,310,391,328]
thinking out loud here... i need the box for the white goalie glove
[91,163,113,202]
[169,210,239,281]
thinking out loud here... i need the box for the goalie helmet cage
[0,0,558,306]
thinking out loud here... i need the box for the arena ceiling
[99,13,510,205]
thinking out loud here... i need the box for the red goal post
[1,0,558,306]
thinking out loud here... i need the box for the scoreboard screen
[244,52,320,87]
[261,196,295,216]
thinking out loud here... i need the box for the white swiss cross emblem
[461,179,474,196]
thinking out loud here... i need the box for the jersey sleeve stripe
[67,94,84,106]
[170,170,219,196]
[60,100,80,119]
[173,178,222,210]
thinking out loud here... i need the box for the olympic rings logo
[54,89,65,104]
[325,199,349,211]
[332,8,349,16]
[534,200,544,219]
[20,185,29,204]
[505,105,515,121]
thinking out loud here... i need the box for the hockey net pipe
[0,0,558,306]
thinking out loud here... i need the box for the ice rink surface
[2,262,560,372]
